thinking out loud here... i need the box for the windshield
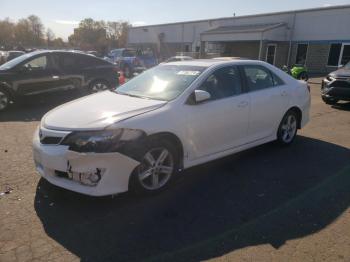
[116,65,206,101]
[0,53,32,70]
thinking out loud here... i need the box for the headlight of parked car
[326,75,335,81]
[61,128,146,153]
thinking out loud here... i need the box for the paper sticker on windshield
[177,71,201,76]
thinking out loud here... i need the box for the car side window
[23,55,47,71]
[199,66,242,100]
[271,72,285,86]
[61,54,79,70]
[243,65,274,92]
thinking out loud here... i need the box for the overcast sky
[1,0,349,40]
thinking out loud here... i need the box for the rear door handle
[238,101,249,108]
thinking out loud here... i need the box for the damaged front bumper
[32,128,140,196]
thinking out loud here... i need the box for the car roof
[171,56,193,58]
[165,58,258,68]
[21,50,97,57]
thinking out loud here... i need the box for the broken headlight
[61,128,146,153]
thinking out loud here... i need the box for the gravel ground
[0,79,349,262]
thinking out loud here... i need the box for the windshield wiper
[114,90,149,99]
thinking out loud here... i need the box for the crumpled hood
[330,68,350,78]
[42,91,166,130]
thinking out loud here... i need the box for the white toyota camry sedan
[33,59,310,196]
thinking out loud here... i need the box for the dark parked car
[322,61,350,105]
[0,50,119,111]
[7,51,25,61]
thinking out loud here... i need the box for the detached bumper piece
[322,77,350,101]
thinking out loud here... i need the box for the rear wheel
[129,139,179,195]
[277,110,298,146]
[322,97,338,105]
[89,80,110,93]
[298,72,309,81]
[0,88,10,112]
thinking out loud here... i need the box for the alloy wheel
[0,91,9,111]
[281,114,297,143]
[137,147,174,190]
[92,82,108,92]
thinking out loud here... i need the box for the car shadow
[34,136,350,262]
[0,91,85,122]
[332,102,350,111]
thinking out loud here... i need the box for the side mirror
[338,64,344,69]
[194,90,211,103]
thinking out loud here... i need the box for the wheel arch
[147,132,185,170]
[287,106,302,129]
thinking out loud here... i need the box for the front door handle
[238,101,249,108]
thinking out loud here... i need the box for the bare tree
[46,28,55,47]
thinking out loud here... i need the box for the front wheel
[0,88,10,112]
[129,139,179,195]
[277,111,298,146]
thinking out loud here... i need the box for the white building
[128,5,350,73]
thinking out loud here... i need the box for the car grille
[40,136,63,145]
[330,78,350,88]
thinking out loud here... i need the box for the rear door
[241,64,290,141]
[58,53,84,89]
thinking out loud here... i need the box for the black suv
[0,50,119,111]
[322,61,350,105]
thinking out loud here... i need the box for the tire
[298,72,309,81]
[277,110,298,146]
[322,97,338,105]
[0,88,10,112]
[88,79,110,93]
[129,138,179,195]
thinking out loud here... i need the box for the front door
[266,44,276,65]
[14,54,62,95]
[184,66,250,160]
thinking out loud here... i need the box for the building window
[266,44,276,65]
[295,43,308,65]
[327,43,342,66]
[327,43,350,66]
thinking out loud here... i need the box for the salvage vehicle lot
[0,78,349,262]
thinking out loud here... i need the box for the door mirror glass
[194,90,211,103]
